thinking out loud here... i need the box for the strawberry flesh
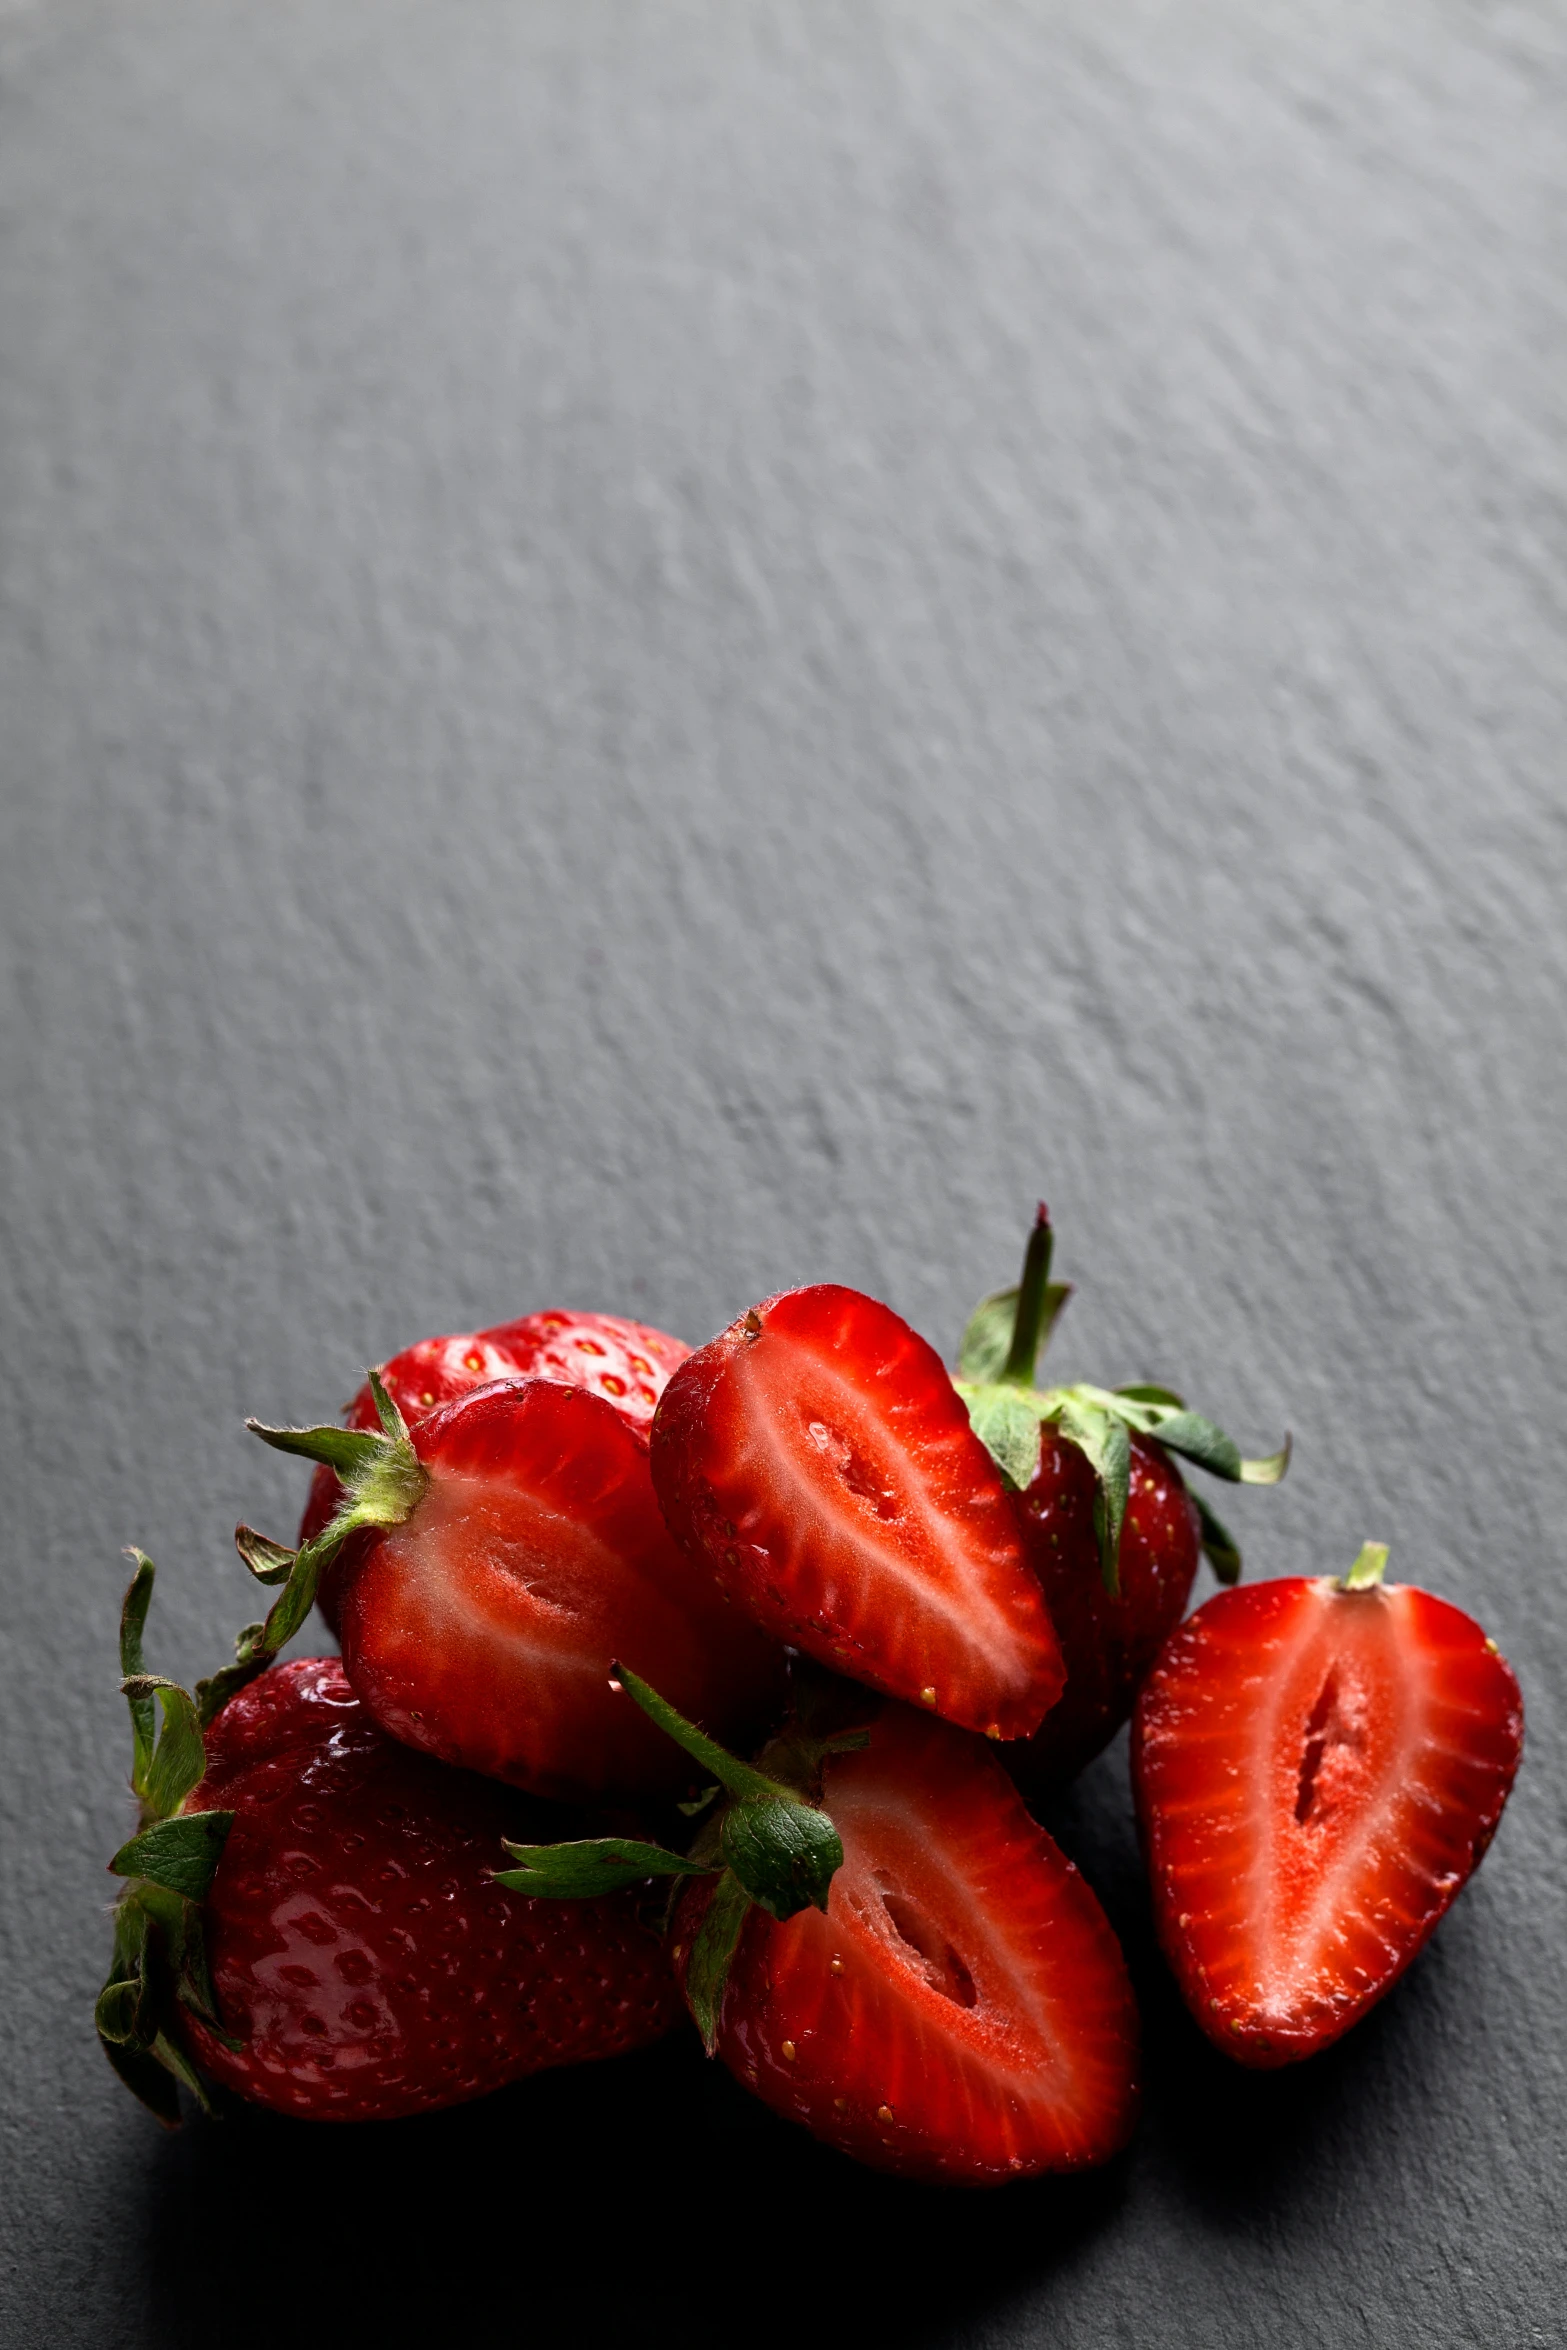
[181,1656,682,2120]
[651,1286,1064,1739]
[674,1703,1138,2183]
[1133,1576,1523,2066]
[337,1377,785,1803]
[1007,1429,1201,1791]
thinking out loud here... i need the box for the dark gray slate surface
[2,0,1563,2341]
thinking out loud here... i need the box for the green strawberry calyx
[96,1555,242,2127]
[953,1205,1290,1596]
[494,1661,871,2055]
[226,1367,428,1677]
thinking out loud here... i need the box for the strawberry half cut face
[1132,1565,1523,2066]
[335,1378,784,1804]
[298,1312,691,1624]
[674,1703,1139,2184]
[650,1286,1064,1740]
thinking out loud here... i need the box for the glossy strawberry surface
[673,1703,1139,2184]
[299,1311,690,1621]
[180,1657,682,2120]
[337,1378,784,1803]
[1006,1430,1201,1792]
[650,1287,1064,1740]
[1133,1575,1523,2067]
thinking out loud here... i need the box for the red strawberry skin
[1006,1430,1201,1792]
[650,1287,1064,1740]
[672,1704,1139,2184]
[180,1657,682,2121]
[1133,1577,1524,2067]
[337,1378,785,1803]
[298,1312,690,1620]
[484,1311,691,1436]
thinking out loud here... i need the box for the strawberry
[953,1206,1289,1789]
[1009,1426,1202,1787]
[1132,1543,1524,2067]
[238,1373,785,1803]
[502,1662,1140,2184]
[649,1284,1064,1740]
[680,1704,1139,2182]
[295,1311,690,1623]
[97,1560,681,2124]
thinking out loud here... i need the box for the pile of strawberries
[99,1207,1523,2186]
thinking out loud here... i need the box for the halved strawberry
[295,1312,690,1623]
[238,1376,784,1804]
[1132,1544,1524,2067]
[501,1665,1140,2183]
[672,1699,1138,2183]
[649,1285,1064,1740]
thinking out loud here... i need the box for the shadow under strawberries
[135,2033,1130,2350]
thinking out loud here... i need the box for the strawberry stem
[1002,1203,1056,1385]
[610,1663,847,1920]
[1340,1541,1390,1591]
[609,1663,784,1806]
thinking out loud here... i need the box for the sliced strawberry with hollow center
[651,1287,1063,1738]
[701,1704,1139,2183]
[1133,1577,1523,2064]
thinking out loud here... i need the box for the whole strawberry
[97,1560,682,2124]
[1012,1426,1201,1784]
[297,1311,690,1626]
[953,1206,1289,1789]
[1133,1542,1523,2066]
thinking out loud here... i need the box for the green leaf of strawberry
[121,1675,208,1821]
[962,1383,1045,1491]
[494,1836,711,1899]
[233,1525,296,1585]
[683,1869,753,2056]
[194,1628,271,1730]
[1056,1396,1132,1594]
[1145,1411,1242,1481]
[1192,1490,1243,1584]
[108,1811,234,1905]
[96,1557,263,2122]
[953,1209,1290,1593]
[718,1793,843,1920]
[241,1367,432,1665]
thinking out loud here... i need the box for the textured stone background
[2,1,1563,2342]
